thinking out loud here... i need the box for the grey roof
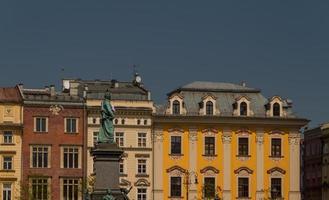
[158,81,296,117]
[180,81,260,92]
[23,88,83,102]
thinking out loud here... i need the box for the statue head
[104,90,111,100]
[106,189,112,194]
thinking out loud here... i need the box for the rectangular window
[63,179,79,200]
[32,146,49,168]
[137,188,147,200]
[115,132,124,147]
[93,132,99,145]
[170,177,181,197]
[31,178,49,200]
[204,137,215,155]
[65,118,77,133]
[238,138,249,156]
[271,138,282,157]
[204,177,215,198]
[171,136,181,154]
[3,156,12,170]
[138,133,147,147]
[2,183,11,200]
[3,131,13,144]
[137,159,146,174]
[119,159,124,174]
[63,147,79,168]
[35,117,47,132]
[271,178,282,198]
[238,177,249,198]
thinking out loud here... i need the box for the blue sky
[1,1,328,127]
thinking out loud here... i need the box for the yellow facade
[0,88,23,200]
[153,81,308,200]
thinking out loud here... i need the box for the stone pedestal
[90,143,127,200]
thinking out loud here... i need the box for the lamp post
[183,170,198,200]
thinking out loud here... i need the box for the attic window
[206,101,213,115]
[273,103,281,117]
[240,102,248,116]
[172,100,180,115]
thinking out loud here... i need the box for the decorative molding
[169,154,184,160]
[168,128,184,134]
[49,105,63,115]
[235,129,252,136]
[201,128,218,137]
[200,166,220,174]
[120,179,131,186]
[234,167,253,174]
[152,130,163,143]
[203,155,217,161]
[236,155,251,161]
[222,134,232,144]
[256,135,264,145]
[269,130,285,135]
[288,135,300,145]
[267,167,286,175]
[135,153,150,158]
[189,131,198,142]
[166,165,186,176]
[134,178,151,187]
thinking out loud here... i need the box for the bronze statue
[103,189,115,200]
[98,91,115,143]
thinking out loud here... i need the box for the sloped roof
[0,86,22,103]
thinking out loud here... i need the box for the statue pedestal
[90,143,127,200]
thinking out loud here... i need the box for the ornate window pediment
[199,94,219,116]
[233,96,253,116]
[267,167,286,175]
[166,165,186,176]
[120,179,131,187]
[134,178,150,187]
[266,96,284,117]
[235,129,252,136]
[234,167,253,175]
[168,128,184,134]
[166,94,186,115]
[201,128,218,137]
[269,130,285,135]
[200,166,220,175]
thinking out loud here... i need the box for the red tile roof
[0,86,22,103]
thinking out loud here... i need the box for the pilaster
[152,127,164,200]
[256,128,264,200]
[288,130,301,200]
[189,127,198,200]
[222,127,232,200]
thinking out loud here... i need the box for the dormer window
[172,100,180,115]
[206,101,213,115]
[273,103,280,116]
[240,102,248,116]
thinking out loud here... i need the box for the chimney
[241,81,246,87]
[50,85,56,96]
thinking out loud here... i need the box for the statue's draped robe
[98,99,115,143]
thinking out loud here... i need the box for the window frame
[203,177,216,199]
[137,188,147,200]
[34,117,48,133]
[65,117,78,133]
[204,136,215,156]
[272,102,281,117]
[238,137,249,157]
[30,177,50,200]
[172,100,180,115]
[61,178,80,200]
[240,102,248,116]
[62,146,81,169]
[237,177,249,198]
[3,156,13,170]
[205,101,214,115]
[3,131,13,144]
[170,176,182,197]
[271,178,282,198]
[137,159,147,175]
[138,132,147,147]
[115,132,124,147]
[2,183,12,200]
[271,138,282,157]
[170,136,182,155]
[31,145,51,168]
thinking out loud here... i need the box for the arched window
[240,102,247,116]
[206,101,214,115]
[172,100,180,115]
[273,103,280,116]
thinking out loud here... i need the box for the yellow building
[153,82,308,200]
[0,86,23,200]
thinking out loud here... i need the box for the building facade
[0,86,23,200]
[21,85,85,200]
[63,77,154,200]
[322,123,329,200]
[153,81,308,200]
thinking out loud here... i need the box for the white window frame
[115,132,124,147]
[60,178,81,200]
[2,183,12,200]
[64,117,78,133]
[138,132,147,147]
[137,159,147,175]
[3,131,13,144]
[30,177,51,200]
[30,145,51,168]
[136,187,147,200]
[268,171,284,198]
[61,146,81,169]
[34,117,48,132]
[2,156,13,170]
